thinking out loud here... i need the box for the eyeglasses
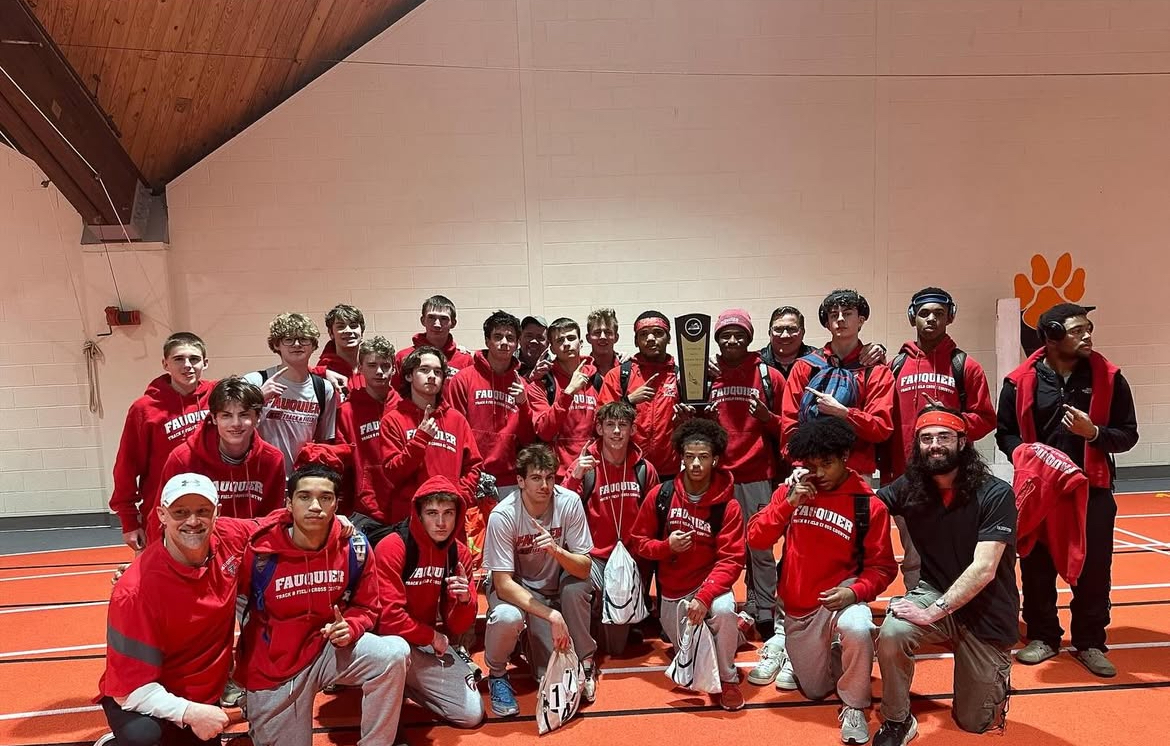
[280,337,313,347]
[772,326,801,336]
[918,433,959,446]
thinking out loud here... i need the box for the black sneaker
[873,715,918,746]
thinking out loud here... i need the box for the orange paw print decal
[1014,252,1086,328]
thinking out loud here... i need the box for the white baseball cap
[160,473,219,508]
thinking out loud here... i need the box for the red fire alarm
[105,306,142,327]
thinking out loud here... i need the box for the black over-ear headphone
[906,292,957,325]
[1039,319,1067,342]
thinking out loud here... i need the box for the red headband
[634,317,669,333]
[915,410,967,434]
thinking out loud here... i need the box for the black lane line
[205,677,1170,736]
[30,678,1170,745]
[0,653,105,665]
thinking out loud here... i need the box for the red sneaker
[719,681,745,711]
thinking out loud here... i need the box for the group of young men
[100,288,1139,746]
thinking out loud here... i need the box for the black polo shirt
[878,475,1020,646]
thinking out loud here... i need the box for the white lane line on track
[0,568,115,582]
[7,639,1170,721]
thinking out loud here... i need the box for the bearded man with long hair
[870,406,1019,746]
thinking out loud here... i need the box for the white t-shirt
[483,486,593,596]
[243,366,338,477]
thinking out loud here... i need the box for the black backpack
[259,367,330,442]
[775,492,871,577]
[391,518,460,623]
[618,359,684,400]
[543,370,603,405]
[391,518,459,583]
[579,458,650,503]
[889,348,968,410]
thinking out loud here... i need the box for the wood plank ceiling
[24,0,423,187]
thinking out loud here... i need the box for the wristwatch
[933,597,953,616]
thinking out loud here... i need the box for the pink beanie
[714,309,754,342]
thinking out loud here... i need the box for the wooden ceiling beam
[0,0,147,231]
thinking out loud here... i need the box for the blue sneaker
[489,675,520,717]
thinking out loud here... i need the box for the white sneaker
[582,661,598,703]
[94,735,116,746]
[840,706,870,744]
[774,657,798,690]
[747,635,786,685]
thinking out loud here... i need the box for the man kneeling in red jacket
[374,476,484,728]
[236,464,409,746]
[749,418,896,745]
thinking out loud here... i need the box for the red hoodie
[235,511,382,691]
[313,341,365,393]
[1013,442,1089,586]
[374,476,479,646]
[781,344,895,476]
[375,398,482,524]
[337,387,400,517]
[392,333,474,389]
[1005,348,1119,490]
[598,354,680,478]
[747,471,896,618]
[99,517,256,705]
[526,356,601,480]
[708,352,784,484]
[563,442,659,560]
[156,420,286,543]
[110,374,215,534]
[888,336,996,478]
[445,351,535,484]
[629,470,744,609]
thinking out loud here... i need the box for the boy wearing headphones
[997,303,1139,678]
[884,288,998,590]
[887,288,997,480]
[780,289,896,479]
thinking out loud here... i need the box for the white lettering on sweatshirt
[273,569,346,597]
[792,504,854,542]
[897,371,956,394]
[359,420,380,441]
[164,410,209,439]
[215,480,265,499]
[406,427,458,454]
[1027,443,1080,475]
[668,506,713,538]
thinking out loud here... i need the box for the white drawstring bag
[536,645,584,734]
[602,541,648,625]
[665,600,722,694]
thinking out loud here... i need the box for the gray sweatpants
[660,590,740,683]
[735,480,778,625]
[405,647,484,728]
[785,602,876,708]
[484,572,595,679]
[877,583,1011,733]
[246,633,410,746]
[893,516,922,591]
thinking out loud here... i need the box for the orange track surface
[2,492,1168,745]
